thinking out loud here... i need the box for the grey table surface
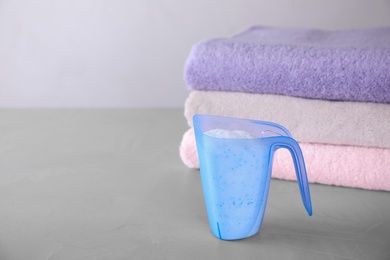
[0,108,389,260]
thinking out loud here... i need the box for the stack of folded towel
[179,26,390,191]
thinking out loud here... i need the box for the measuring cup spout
[268,136,313,216]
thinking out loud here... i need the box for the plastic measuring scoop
[193,114,312,240]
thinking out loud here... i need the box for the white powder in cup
[205,129,254,139]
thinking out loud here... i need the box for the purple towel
[184,26,390,103]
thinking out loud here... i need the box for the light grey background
[1,0,390,107]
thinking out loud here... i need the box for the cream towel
[185,91,390,149]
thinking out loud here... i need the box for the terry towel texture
[184,26,390,103]
[185,91,390,149]
[181,26,390,191]
[180,128,390,191]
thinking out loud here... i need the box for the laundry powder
[199,128,270,239]
[205,129,254,139]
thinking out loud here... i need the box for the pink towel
[180,128,390,191]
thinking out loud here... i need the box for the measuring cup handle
[270,136,313,216]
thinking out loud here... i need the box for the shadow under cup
[193,114,312,240]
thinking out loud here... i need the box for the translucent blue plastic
[193,114,312,240]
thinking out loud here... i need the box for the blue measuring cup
[193,114,312,240]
